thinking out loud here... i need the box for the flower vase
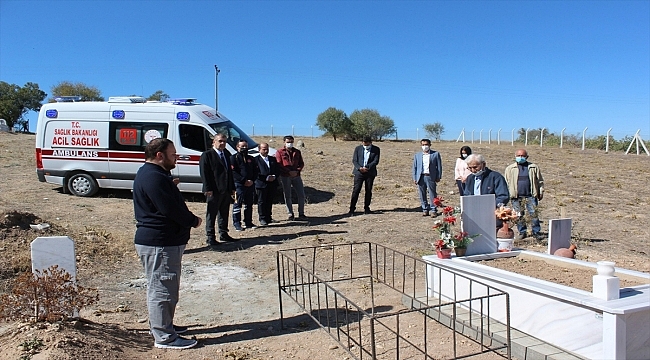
[436,248,452,259]
[454,247,467,257]
[497,222,515,239]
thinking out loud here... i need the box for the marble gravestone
[548,218,572,255]
[460,194,497,255]
[31,236,76,280]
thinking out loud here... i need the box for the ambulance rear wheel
[67,173,99,197]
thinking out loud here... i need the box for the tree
[49,81,104,102]
[147,90,169,102]
[423,122,445,141]
[316,107,350,141]
[0,81,47,131]
[349,109,396,141]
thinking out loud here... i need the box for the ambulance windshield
[209,121,258,150]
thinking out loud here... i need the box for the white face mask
[285,142,293,149]
[474,169,484,177]
[461,154,468,159]
[363,145,371,150]
[422,145,430,152]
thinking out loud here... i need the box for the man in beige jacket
[504,149,544,240]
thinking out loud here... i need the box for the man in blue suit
[348,136,380,216]
[412,139,442,217]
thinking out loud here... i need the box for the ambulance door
[108,106,174,189]
[175,123,213,192]
[108,121,171,189]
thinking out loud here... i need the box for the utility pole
[214,65,220,111]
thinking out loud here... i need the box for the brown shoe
[422,211,429,216]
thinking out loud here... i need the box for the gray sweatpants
[135,244,185,344]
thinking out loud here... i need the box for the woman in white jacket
[454,146,472,195]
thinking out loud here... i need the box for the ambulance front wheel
[67,173,99,197]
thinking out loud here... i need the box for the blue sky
[1,0,648,140]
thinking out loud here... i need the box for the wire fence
[249,124,649,154]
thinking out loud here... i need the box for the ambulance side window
[179,124,212,152]
[109,122,168,151]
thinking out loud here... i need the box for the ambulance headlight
[177,112,190,121]
[46,109,58,118]
[112,110,125,119]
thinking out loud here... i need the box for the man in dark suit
[230,140,259,231]
[254,142,279,226]
[348,136,380,216]
[199,134,236,247]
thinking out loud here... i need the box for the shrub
[0,265,98,322]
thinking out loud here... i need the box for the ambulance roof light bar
[54,96,82,103]
[108,96,147,103]
[167,98,196,105]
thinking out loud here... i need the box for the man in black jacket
[199,134,236,246]
[133,138,201,349]
[348,136,380,216]
[254,142,279,226]
[230,140,259,230]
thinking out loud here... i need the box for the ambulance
[35,96,266,196]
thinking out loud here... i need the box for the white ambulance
[36,96,265,196]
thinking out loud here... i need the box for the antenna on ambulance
[214,65,220,111]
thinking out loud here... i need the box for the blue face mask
[515,156,527,164]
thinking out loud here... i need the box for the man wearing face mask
[412,138,442,217]
[276,135,306,221]
[505,149,544,240]
[230,140,259,231]
[348,136,381,216]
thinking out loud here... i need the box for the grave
[423,251,650,360]
[423,199,649,359]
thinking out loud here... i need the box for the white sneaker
[154,336,198,349]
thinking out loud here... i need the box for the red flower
[442,206,455,215]
[443,216,456,225]
[433,197,443,207]
[434,239,447,249]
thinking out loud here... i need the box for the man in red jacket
[275,135,306,220]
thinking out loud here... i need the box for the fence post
[511,128,515,146]
[525,128,530,146]
[560,128,566,148]
[488,129,492,144]
[471,130,475,144]
[540,128,545,147]
[582,127,588,150]
[252,124,255,136]
[606,128,612,153]
[416,128,419,140]
[480,129,483,144]
[498,128,502,145]
[456,128,465,142]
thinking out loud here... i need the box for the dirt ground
[0,131,648,359]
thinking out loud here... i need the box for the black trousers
[349,174,375,212]
[256,182,277,222]
[205,193,231,242]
